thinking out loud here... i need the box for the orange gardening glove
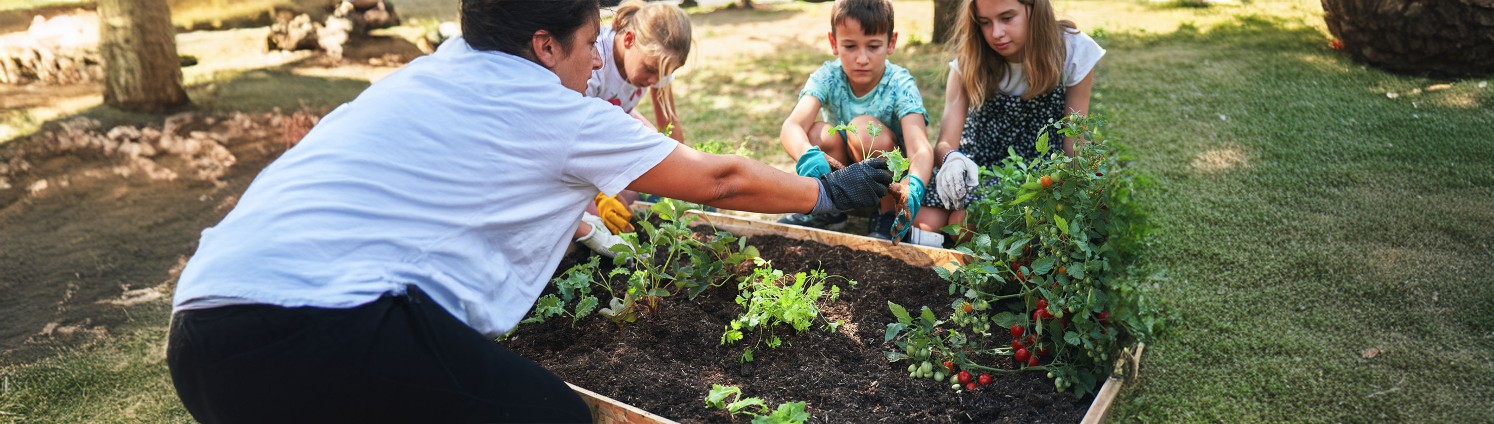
[593,192,634,234]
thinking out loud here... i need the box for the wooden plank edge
[1080,343,1147,424]
[569,382,679,424]
[623,202,969,271]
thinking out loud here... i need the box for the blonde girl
[574,0,694,257]
[912,0,1105,245]
[588,0,692,142]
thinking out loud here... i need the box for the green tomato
[919,362,933,374]
[908,364,918,373]
[935,371,946,381]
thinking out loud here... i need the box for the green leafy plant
[599,199,760,324]
[884,113,1170,397]
[721,259,853,363]
[523,256,605,327]
[704,384,810,424]
[525,199,758,327]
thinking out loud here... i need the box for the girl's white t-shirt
[586,26,673,113]
[951,30,1106,98]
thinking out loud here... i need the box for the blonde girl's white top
[587,26,674,113]
[951,30,1106,98]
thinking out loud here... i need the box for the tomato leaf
[888,301,912,325]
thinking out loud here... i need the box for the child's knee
[848,115,896,155]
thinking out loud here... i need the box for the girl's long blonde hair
[612,0,692,122]
[950,0,1076,104]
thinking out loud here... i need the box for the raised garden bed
[504,208,1142,423]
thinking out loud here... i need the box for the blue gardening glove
[795,146,832,178]
[810,158,892,214]
[893,175,925,241]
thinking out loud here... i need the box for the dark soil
[502,234,1089,423]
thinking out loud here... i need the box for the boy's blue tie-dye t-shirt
[800,58,927,140]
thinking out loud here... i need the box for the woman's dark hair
[461,0,600,60]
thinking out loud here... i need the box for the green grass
[0,307,190,423]
[1092,11,1494,424]
[2,1,1491,422]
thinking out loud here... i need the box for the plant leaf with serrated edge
[574,296,598,320]
[705,384,741,409]
[992,311,1024,329]
[1032,256,1056,275]
[1054,215,1070,235]
[884,322,907,343]
[888,301,912,325]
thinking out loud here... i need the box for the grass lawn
[1,0,1491,422]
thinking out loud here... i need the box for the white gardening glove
[936,150,979,208]
[577,213,626,258]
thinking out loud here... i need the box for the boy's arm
[1061,68,1096,156]
[934,70,968,165]
[780,95,824,160]
[899,113,933,183]
[651,87,685,143]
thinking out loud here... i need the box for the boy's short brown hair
[832,0,894,38]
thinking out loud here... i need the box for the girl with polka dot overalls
[909,0,1104,247]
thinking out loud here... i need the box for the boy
[778,0,937,245]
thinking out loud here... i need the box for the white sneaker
[907,228,946,248]
[577,213,626,257]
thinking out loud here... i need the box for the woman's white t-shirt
[172,38,678,338]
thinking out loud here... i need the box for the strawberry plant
[721,259,854,363]
[523,256,605,327]
[705,384,810,424]
[884,113,1170,397]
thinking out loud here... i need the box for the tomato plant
[884,114,1171,397]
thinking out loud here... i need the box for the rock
[1323,0,1494,76]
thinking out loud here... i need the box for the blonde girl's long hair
[950,0,1076,104]
[612,0,692,122]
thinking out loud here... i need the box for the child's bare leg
[914,206,951,232]
[847,115,897,163]
[808,121,853,168]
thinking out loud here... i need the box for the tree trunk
[932,0,963,45]
[98,0,189,112]
[1322,0,1494,77]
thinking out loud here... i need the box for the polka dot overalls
[924,86,1068,209]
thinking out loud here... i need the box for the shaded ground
[0,110,320,365]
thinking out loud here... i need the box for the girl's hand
[936,151,979,207]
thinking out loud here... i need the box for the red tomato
[957,370,972,385]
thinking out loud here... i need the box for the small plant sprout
[705,384,810,424]
[721,259,854,363]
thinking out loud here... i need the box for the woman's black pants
[166,287,590,423]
